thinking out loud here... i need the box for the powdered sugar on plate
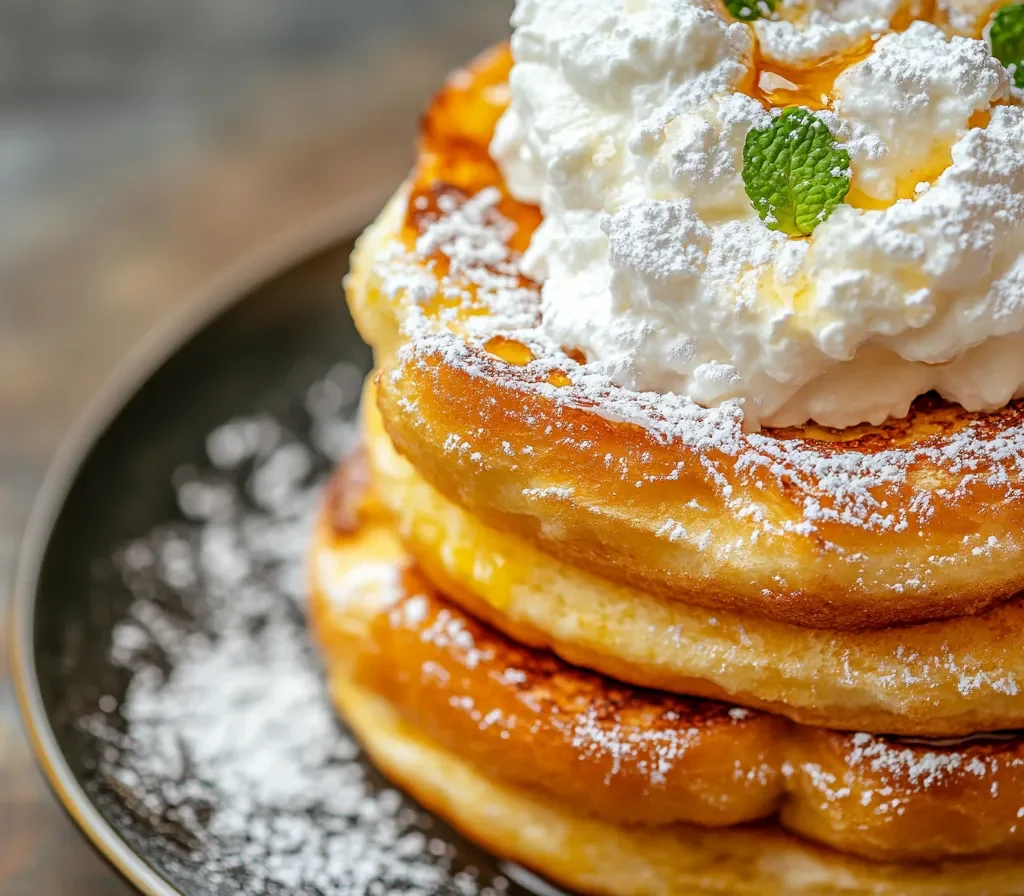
[75,364,516,896]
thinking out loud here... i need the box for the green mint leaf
[742,107,851,237]
[723,0,777,21]
[991,4,1024,88]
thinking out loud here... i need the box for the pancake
[309,454,1024,864]
[333,681,1024,896]
[361,380,1024,737]
[313,472,788,831]
[346,43,1024,632]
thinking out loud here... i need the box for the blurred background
[0,2,509,892]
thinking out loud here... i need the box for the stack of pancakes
[309,46,1024,894]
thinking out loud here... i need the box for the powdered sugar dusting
[792,730,1024,823]
[489,2,1024,432]
[755,0,906,67]
[76,371,513,896]
[360,570,1024,836]
[376,588,770,797]
[377,185,1024,550]
[568,705,700,786]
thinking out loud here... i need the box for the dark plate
[10,200,565,896]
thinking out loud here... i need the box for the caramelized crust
[362,382,1024,737]
[310,455,1024,863]
[348,44,1024,631]
[319,471,787,829]
[783,729,1024,863]
[361,586,787,828]
[335,681,1024,896]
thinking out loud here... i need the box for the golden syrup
[846,146,953,209]
[845,188,896,211]
[564,347,588,365]
[546,369,573,387]
[968,108,992,130]
[742,0,973,212]
[749,51,860,111]
[485,335,535,366]
[931,0,999,37]
[892,0,937,32]
[745,0,936,112]
[847,106,1005,210]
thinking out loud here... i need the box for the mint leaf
[742,107,851,237]
[991,4,1024,88]
[723,0,777,21]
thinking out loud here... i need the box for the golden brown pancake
[346,44,1024,632]
[309,453,1024,865]
[361,380,1024,737]
[334,681,1024,896]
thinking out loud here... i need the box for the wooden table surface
[0,3,508,892]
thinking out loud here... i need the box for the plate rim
[8,188,388,896]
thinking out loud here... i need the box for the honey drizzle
[485,335,535,366]
[486,336,573,386]
[846,104,1011,209]
[745,0,937,112]
[739,0,1005,210]
[932,0,1002,37]
[968,108,993,130]
[749,51,859,111]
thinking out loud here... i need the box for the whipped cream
[492,0,1024,429]
[833,23,1008,201]
[939,0,1000,36]
[756,0,909,68]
